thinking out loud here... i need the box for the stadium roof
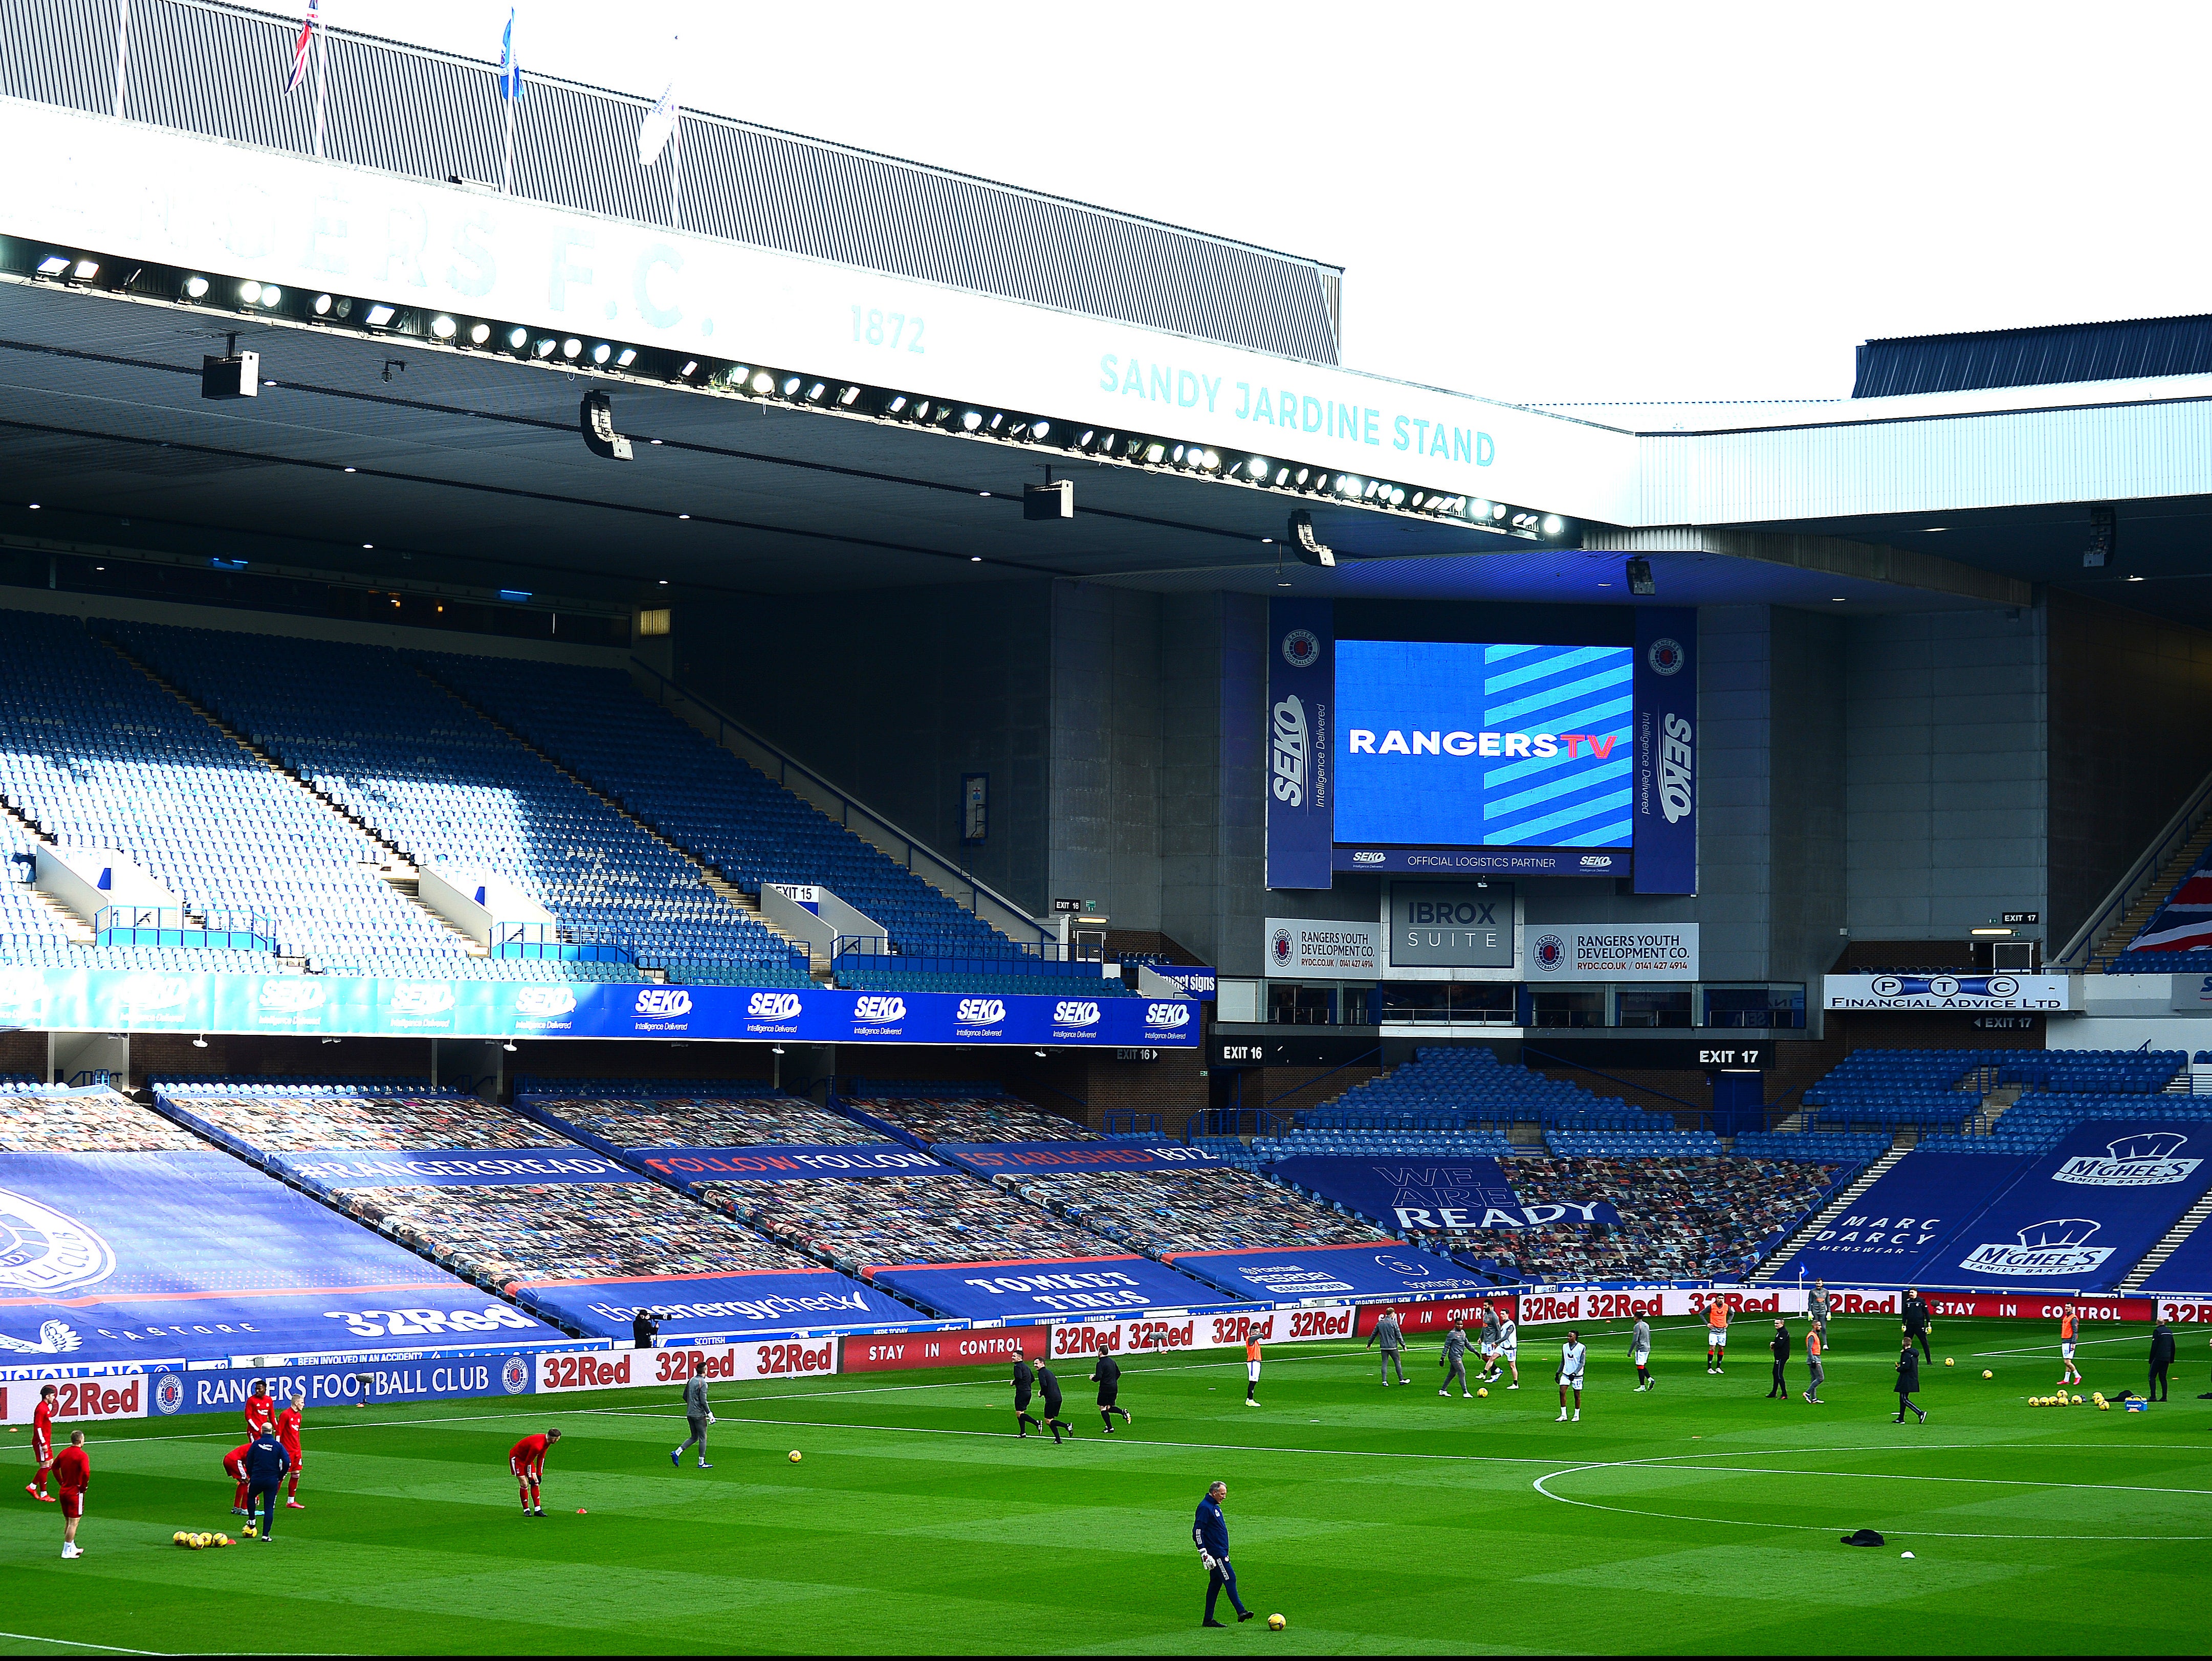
[1853,314,2212,398]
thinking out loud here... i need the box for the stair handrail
[2054,760,2212,968]
[627,658,1051,947]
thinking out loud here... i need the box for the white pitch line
[0,1632,165,1656]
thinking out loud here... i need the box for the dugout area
[3,1315,2201,1656]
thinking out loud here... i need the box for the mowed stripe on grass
[0,1316,2204,1656]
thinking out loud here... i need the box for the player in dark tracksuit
[1766,1321,1792,1399]
[1894,1339,1926,1423]
[1014,1358,1040,1436]
[2149,1321,2176,1401]
[1036,1363,1072,1444]
[1091,1353,1131,1431]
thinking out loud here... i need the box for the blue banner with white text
[1271,1156,1621,1233]
[1632,608,1697,894]
[934,1139,1225,1172]
[514,1270,914,1342]
[1165,1242,1504,1302]
[866,1254,1240,1320]
[1265,597,1335,889]
[0,966,1197,1047]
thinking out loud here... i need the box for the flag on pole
[286,0,319,94]
[497,7,522,99]
[638,78,679,167]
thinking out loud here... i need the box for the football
[2071,1394,2083,1405]
[172,1530,188,1546]
[1476,1387,1488,1398]
[1268,1613,1287,1631]
[1944,1357,1954,1366]
[789,1450,803,1464]
[1982,1369,1993,1379]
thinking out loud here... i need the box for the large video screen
[1335,639,1633,848]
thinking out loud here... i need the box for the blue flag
[498,8,522,99]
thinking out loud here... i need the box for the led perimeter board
[1265,600,1695,893]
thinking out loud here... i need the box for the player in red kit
[26,1383,58,1501]
[224,1442,254,1515]
[277,1394,306,1509]
[55,1430,89,1559]
[243,1379,277,1438]
[509,1426,560,1517]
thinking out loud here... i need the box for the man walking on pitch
[1904,1288,1934,1363]
[1705,1299,1730,1373]
[2150,1318,2176,1402]
[1767,1320,1793,1399]
[25,1382,57,1502]
[672,1352,714,1469]
[1013,1356,1041,1436]
[54,1430,89,1559]
[1803,1322,1826,1403]
[1439,1317,1474,1398]
[243,1427,290,1541]
[1244,1328,1263,1406]
[1809,1278,1832,1350]
[1494,1309,1521,1389]
[1630,1314,1654,1391]
[1368,1308,1409,1385]
[1091,1350,1130,1431]
[510,1426,560,1516]
[1893,1336,1926,1424]
[1193,1480,1254,1627]
[1479,1300,1503,1383]
[1556,1330,1587,1422]
[1035,1362,1072,1443]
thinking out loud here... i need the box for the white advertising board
[533,1338,835,1394]
[1525,924,1699,981]
[1266,919,1381,976]
[1824,973,2078,1012]
[5,101,1636,523]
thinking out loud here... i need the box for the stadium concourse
[4,0,2212,1651]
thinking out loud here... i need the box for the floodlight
[364,303,397,326]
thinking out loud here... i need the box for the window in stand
[1702,984,1807,1029]
[1531,988,1606,1029]
[1267,982,1338,1026]
[1375,982,1516,1024]
[1617,987,1694,1029]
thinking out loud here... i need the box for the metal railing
[629,658,1052,949]
[2054,760,2212,968]
[489,922,636,964]
[93,906,275,951]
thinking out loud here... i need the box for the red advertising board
[840,1327,1049,1372]
[1829,1289,2153,1323]
[1354,1295,1515,1337]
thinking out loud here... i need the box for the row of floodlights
[23,245,1571,542]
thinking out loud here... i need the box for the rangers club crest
[155,1375,185,1415]
[1269,927,1295,968]
[1280,628,1320,669]
[1534,934,1567,971]
[0,1189,115,1297]
[1647,637,1685,675]
[501,1356,531,1394]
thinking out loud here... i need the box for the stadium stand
[843,1092,1097,1144]
[522,1092,886,1148]
[0,610,493,976]
[1443,1156,1849,1282]
[1919,1091,2212,1156]
[418,653,1021,961]
[1250,1125,1520,1162]
[149,1083,815,1292]
[0,1085,207,1151]
[991,1166,1392,1255]
[2110,843,2212,970]
[1307,1046,1648,1130]
[104,623,807,983]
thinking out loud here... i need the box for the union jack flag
[2124,845,2212,955]
[286,0,319,94]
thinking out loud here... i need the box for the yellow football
[1982,1369,1993,1379]
[788,1450,802,1464]
[2071,1394,2083,1405]
[1476,1387,1488,1398]
[189,1534,207,1549]
[172,1530,188,1546]
[1268,1614,1288,1631]
[1944,1357,1954,1366]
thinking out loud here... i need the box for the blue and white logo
[1647,637,1685,676]
[0,1189,115,1297]
[746,992,802,1021]
[1534,933,1566,971]
[259,979,327,1013]
[1145,1002,1192,1029]
[955,998,1008,1024]
[853,996,907,1024]
[2053,1132,2200,1187]
[515,986,577,1017]
[391,983,456,1016]
[1053,1000,1103,1026]
[155,1374,185,1415]
[636,988,692,1017]
[1958,1216,2114,1278]
[1281,628,1320,669]
[501,1356,530,1395]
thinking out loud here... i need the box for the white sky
[349,0,2212,406]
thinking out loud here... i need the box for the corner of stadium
[3,4,2211,1654]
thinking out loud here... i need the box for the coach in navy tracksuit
[244,1430,291,1540]
[1193,1480,1253,1627]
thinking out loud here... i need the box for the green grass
[2,1315,2204,1655]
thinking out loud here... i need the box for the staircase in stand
[2093,816,2212,962]
[1750,1141,1910,1282]
[2121,1192,2212,1293]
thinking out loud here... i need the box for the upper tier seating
[419,654,1020,960]
[108,623,803,982]
[1919,1092,2212,1156]
[529,1093,885,1148]
[1311,1046,1646,1129]
[0,611,489,976]
[1253,1126,1520,1161]
[1443,1156,1846,1282]
[1800,1048,2187,1133]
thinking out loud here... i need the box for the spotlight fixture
[590,341,610,364]
[1290,508,1335,568]
[961,410,983,431]
[560,338,581,359]
[201,346,260,401]
[616,348,637,367]
[35,254,70,276]
[469,322,491,344]
[430,315,457,340]
[1626,557,1656,596]
[502,1040,518,1052]
[1024,479,1074,520]
[508,327,529,349]
[259,285,281,307]
[191,1034,208,1048]
[71,259,100,282]
[238,279,262,303]
[771,1045,786,1055]
[580,390,633,461]
[312,292,333,316]
[364,303,397,327]
[182,274,209,298]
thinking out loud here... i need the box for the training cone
[577,1508,588,1514]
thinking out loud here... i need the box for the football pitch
[2,1315,2205,1656]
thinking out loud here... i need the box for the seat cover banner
[627,1145,961,1182]
[1936,1120,2212,1291]
[514,1270,912,1341]
[1164,1241,1503,1302]
[1770,1151,2030,1285]
[271,1148,636,1187]
[864,1254,1237,1319]
[1269,1156,1621,1231]
[0,1151,564,1365]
